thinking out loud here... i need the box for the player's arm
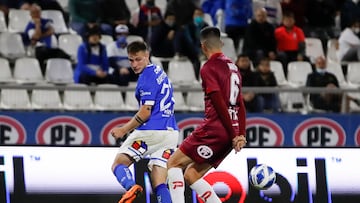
[111,104,152,139]
[208,90,236,138]
[233,94,247,153]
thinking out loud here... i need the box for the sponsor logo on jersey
[246,117,284,146]
[36,116,91,145]
[293,118,345,146]
[161,149,174,159]
[0,116,26,144]
[131,140,148,154]
[100,117,132,145]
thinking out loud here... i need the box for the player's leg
[112,130,147,202]
[185,162,221,203]
[167,149,194,203]
[151,165,172,203]
[111,153,136,191]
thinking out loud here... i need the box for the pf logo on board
[177,118,203,144]
[36,116,91,145]
[293,118,345,147]
[0,116,26,144]
[100,117,132,145]
[246,117,284,146]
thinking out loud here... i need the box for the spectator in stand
[223,0,253,52]
[274,11,307,75]
[337,18,360,62]
[68,0,113,39]
[174,7,209,80]
[138,0,162,43]
[151,11,176,71]
[304,0,337,52]
[252,0,283,27]
[306,56,342,112]
[281,0,308,28]
[236,54,261,112]
[253,57,281,113]
[201,0,224,27]
[106,24,138,86]
[166,0,196,28]
[151,11,176,58]
[340,0,360,30]
[74,26,110,85]
[24,4,70,74]
[98,0,132,33]
[243,8,277,67]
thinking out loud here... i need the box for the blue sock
[154,183,172,203]
[113,164,136,190]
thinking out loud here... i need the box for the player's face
[128,51,149,74]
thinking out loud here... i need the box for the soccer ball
[249,164,276,190]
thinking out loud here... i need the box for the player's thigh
[184,162,213,185]
[147,130,179,169]
[167,148,194,169]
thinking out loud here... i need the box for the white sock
[190,178,221,203]
[168,168,185,203]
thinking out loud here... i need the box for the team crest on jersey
[197,145,213,159]
[162,149,174,159]
[131,140,148,154]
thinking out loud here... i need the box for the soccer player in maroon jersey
[167,26,247,202]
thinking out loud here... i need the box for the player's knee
[184,168,201,185]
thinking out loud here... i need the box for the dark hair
[282,11,294,19]
[127,41,148,54]
[237,53,249,58]
[85,25,101,39]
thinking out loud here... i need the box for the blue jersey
[135,64,179,131]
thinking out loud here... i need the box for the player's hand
[111,127,127,139]
[232,135,246,153]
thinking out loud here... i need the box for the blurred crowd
[0,0,360,113]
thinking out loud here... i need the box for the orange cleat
[118,184,143,203]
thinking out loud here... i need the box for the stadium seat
[346,62,360,88]
[57,0,69,11]
[63,84,94,110]
[13,57,44,84]
[127,35,144,44]
[31,84,63,110]
[167,58,200,86]
[0,58,14,83]
[100,35,114,46]
[348,93,360,113]
[270,60,288,86]
[0,10,7,32]
[8,9,31,33]
[0,32,26,60]
[221,36,237,62]
[45,58,74,84]
[305,37,325,63]
[326,38,339,64]
[125,0,140,15]
[186,91,204,112]
[281,92,308,114]
[0,88,31,109]
[124,90,139,111]
[94,84,125,111]
[203,13,214,26]
[173,91,190,111]
[58,33,83,61]
[326,61,348,87]
[287,61,313,87]
[41,10,68,34]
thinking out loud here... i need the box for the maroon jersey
[198,52,243,137]
[179,52,245,167]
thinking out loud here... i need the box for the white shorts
[118,129,179,169]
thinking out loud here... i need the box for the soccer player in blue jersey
[110,41,179,203]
